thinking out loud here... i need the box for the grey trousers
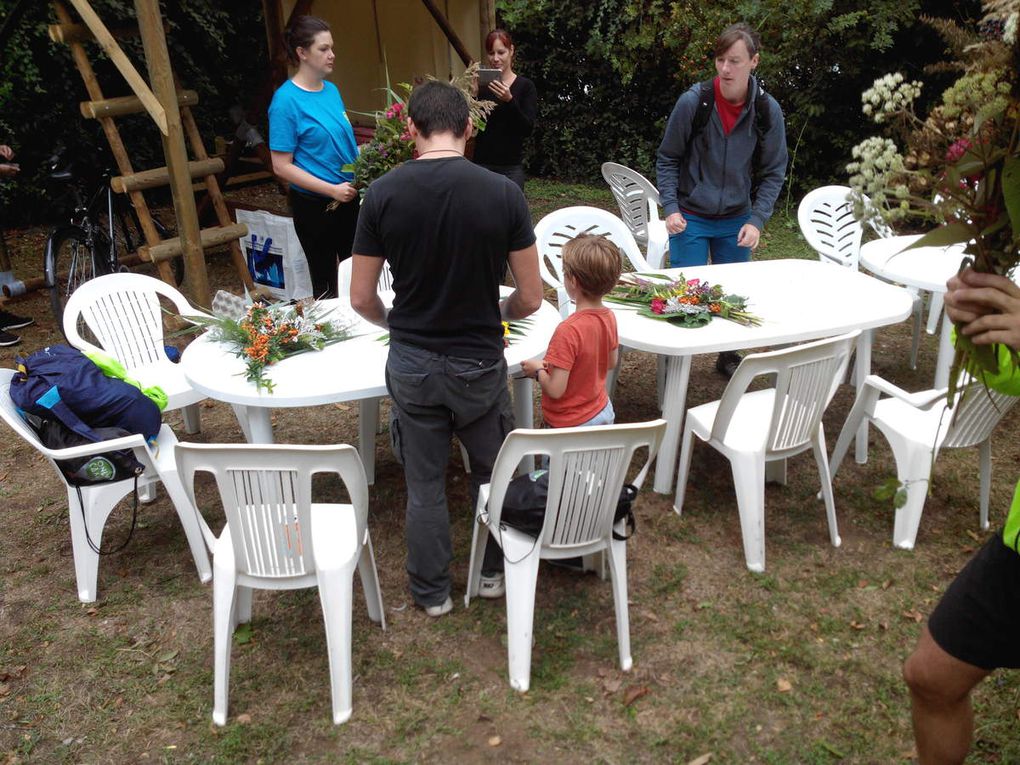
[386,341,514,606]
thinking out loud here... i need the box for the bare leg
[902,625,990,765]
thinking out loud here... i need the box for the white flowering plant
[846,0,1020,392]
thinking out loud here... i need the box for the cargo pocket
[389,407,405,466]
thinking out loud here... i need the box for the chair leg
[358,398,379,485]
[357,531,386,630]
[503,538,542,692]
[889,442,935,550]
[464,493,491,607]
[673,424,696,515]
[606,537,632,672]
[181,402,202,435]
[234,586,253,628]
[212,568,238,726]
[829,386,880,481]
[65,484,121,602]
[157,470,213,584]
[317,567,356,725]
[978,440,992,531]
[729,453,767,572]
[812,429,842,549]
[655,354,666,411]
[927,292,944,335]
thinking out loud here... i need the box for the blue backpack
[10,345,162,484]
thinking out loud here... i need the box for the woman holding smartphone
[472,29,537,192]
[269,15,359,299]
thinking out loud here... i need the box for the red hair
[485,28,513,53]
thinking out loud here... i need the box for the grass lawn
[0,178,1017,763]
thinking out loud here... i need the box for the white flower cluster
[846,136,910,214]
[664,297,703,315]
[1005,13,1017,44]
[861,72,922,124]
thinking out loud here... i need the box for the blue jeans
[386,341,514,606]
[668,211,751,267]
[579,399,615,427]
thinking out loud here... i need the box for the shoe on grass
[0,310,33,331]
[479,573,505,599]
[716,350,742,378]
[0,328,21,347]
[424,596,453,618]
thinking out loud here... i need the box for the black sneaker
[0,310,33,331]
[716,350,742,379]
[0,328,21,347]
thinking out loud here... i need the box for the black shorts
[928,533,1020,670]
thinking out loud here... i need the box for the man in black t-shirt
[351,80,543,617]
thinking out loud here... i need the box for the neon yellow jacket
[970,343,1020,553]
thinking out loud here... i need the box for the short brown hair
[562,234,622,298]
[714,22,761,58]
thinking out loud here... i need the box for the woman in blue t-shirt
[269,16,359,299]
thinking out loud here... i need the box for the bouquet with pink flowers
[606,273,761,328]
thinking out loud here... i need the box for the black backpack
[690,77,773,192]
[499,469,639,541]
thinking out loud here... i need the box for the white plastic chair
[337,257,393,296]
[798,186,926,368]
[534,206,651,319]
[674,331,859,572]
[464,419,666,692]
[0,368,212,602]
[175,442,386,726]
[600,162,670,269]
[62,272,206,434]
[828,375,1017,549]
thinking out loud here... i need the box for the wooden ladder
[49,0,254,297]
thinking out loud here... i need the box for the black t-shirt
[473,76,537,167]
[352,156,535,359]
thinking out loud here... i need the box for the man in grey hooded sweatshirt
[656,22,788,375]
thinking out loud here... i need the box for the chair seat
[131,361,205,410]
[687,388,778,453]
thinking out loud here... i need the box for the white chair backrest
[861,195,895,239]
[712,331,859,454]
[600,162,662,247]
[62,272,196,370]
[797,186,862,269]
[337,258,393,297]
[485,420,666,548]
[943,382,1018,449]
[175,443,369,580]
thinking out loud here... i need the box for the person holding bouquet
[472,28,537,192]
[268,15,359,299]
[903,268,1020,764]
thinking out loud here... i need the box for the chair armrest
[863,374,946,409]
[39,432,148,462]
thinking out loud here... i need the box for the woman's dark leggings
[289,189,360,299]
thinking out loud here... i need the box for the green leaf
[1003,156,1020,239]
[234,623,253,645]
[901,223,973,250]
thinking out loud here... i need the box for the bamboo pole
[420,0,473,66]
[134,0,210,307]
[66,0,168,135]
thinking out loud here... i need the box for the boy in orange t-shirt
[521,234,621,426]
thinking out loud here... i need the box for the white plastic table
[180,289,560,482]
[611,259,915,494]
[859,236,969,389]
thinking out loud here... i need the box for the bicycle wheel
[45,224,109,340]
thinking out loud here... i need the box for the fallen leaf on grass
[602,677,622,694]
[0,666,26,681]
[333,403,350,411]
[488,735,502,747]
[236,713,252,725]
[902,610,923,623]
[623,685,649,707]
[477,714,492,723]
[687,754,713,765]
[776,678,793,693]
[966,530,980,541]
[849,620,866,630]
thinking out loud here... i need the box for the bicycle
[42,147,182,337]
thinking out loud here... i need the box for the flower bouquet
[339,63,497,198]
[181,299,353,393]
[606,273,762,328]
[846,0,1019,396]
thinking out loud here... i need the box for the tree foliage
[0,0,266,224]
[500,0,983,200]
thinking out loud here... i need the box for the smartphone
[477,68,501,93]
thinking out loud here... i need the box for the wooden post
[480,0,495,52]
[420,0,474,66]
[133,0,210,307]
[66,0,168,134]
